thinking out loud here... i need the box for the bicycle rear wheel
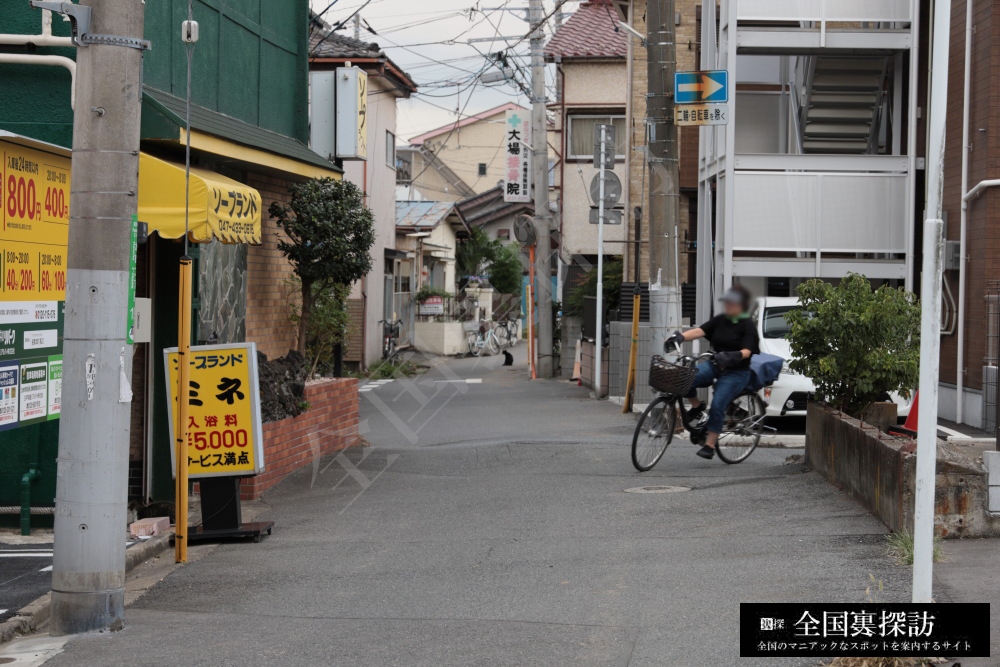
[486,332,501,355]
[631,396,676,472]
[715,393,765,464]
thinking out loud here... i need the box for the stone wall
[805,403,1000,538]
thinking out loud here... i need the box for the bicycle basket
[648,355,696,395]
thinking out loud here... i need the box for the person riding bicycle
[665,285,760,460]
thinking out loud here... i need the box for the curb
[0,532,174,645]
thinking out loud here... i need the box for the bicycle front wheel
[631,396,676,472]
[486,332,501,355]
[506,325,518,347]
[716,393,765,464]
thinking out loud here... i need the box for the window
[478,162,488,177]
[567,115,627,159]
[386,131,396,167]
[548,158,556,187]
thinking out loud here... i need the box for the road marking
[937,424,968,439]
[0,610,7,616]
[39,565,52,572]
[359,379,395,393]
[0,553,53,558]
[434,378,482,384]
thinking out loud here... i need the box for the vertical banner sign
[126,214,138,344]
[503,109,531,203]
[164,342,265,479]
[0,138,69,432]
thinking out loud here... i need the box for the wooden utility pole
[49,0,145,635]
[645,0,682,345]
[529,0,554,378]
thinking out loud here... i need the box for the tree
[785,273,920,416]
[456,227,496,281]
[564,259,623,317]
[269,178,375,359]
[486,243,523,296]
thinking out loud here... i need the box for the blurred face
[723,299,743,318]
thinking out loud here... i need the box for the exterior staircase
[801,57,888,154]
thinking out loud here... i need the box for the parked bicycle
[379,319,404,360]
[466,320,505,357]
[494,312,520,348]
[630,341,770,471]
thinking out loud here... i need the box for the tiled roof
[544,0,627,60]
[408,102,527,145]
[396,201,457,229]
[309,32,381,60]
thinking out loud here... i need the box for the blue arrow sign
[674,70,728,104]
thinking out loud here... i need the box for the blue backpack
[747,354,784,392]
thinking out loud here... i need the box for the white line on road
[936,424,968,439]
[0,553,53,558]
[434,378,482,384]
[39,565,52,572]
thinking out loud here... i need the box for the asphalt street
[0,544,52,623]
[11,347,912,666]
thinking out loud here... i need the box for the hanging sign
[503,109,531,203]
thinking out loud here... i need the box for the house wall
[940,0,999,399]
[624,0,697,285]
[245,173,303,360]
[401,149,467,202]
[559,60,629,259]
[342,74,401,367]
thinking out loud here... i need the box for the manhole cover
[624,485,691,494]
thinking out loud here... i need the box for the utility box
[945,240,962,271]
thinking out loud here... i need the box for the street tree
[785,273,920,416]
[270,178,375,363]
[456,227,522,295]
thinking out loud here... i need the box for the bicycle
[378,319,403,360]
[495,313,520,348]
[630,342,769,471]
[466,320,503,357]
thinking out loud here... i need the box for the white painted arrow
[678,74,724,100]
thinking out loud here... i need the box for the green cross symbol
[509,114,521,125]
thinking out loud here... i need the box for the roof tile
[545,0,627,60]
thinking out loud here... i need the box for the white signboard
[503,110,531,203]
[335,66,368,160]
[418,296,445,315]
[18,361,47,423]
[675,104,729,126]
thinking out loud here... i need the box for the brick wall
[240,377,359,499]
[245,173,300,360]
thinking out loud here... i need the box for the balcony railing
[737,0,912,27]
[731,170,907,254]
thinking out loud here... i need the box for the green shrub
[785,274,919,416]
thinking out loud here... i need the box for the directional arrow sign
[674,70,728,104]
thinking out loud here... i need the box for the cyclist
[665,285,760,460]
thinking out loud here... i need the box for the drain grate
[624,485,691,494]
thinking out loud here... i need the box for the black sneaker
[695,445,716,460]
[687,404,705,423]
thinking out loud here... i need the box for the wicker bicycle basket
[648,355,696,395]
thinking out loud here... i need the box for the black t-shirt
[699,315,760,371]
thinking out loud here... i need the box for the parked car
[750,296,913,419]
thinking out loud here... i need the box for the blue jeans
[686,363,751,435]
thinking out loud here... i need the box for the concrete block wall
[240,377,359,499]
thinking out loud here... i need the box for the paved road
[15,348,913,666]
[0,544,52,623]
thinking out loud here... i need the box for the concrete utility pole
[529,0,553,378]
[912,0,951,604]
[353,13,361,41]
[50,0,144,634]
[645,0,682,345]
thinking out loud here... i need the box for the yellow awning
[138,153,261,244]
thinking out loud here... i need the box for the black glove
[664,331,685,353]
[713,350,744,369]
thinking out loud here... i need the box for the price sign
[0,138,69,431]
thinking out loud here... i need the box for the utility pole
[645,0,682,346]
[353,13,361,41]
[49,0,145,634]
[912,0,951,604]
[529,0,553,378]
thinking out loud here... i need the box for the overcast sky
[310,0,568,142]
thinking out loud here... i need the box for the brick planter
[239,377,359,499]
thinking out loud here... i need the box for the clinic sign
[503,109,531,203]
[164,342,265,479]
[0,138,69,431]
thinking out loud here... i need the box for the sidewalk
[934,539,999,666]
